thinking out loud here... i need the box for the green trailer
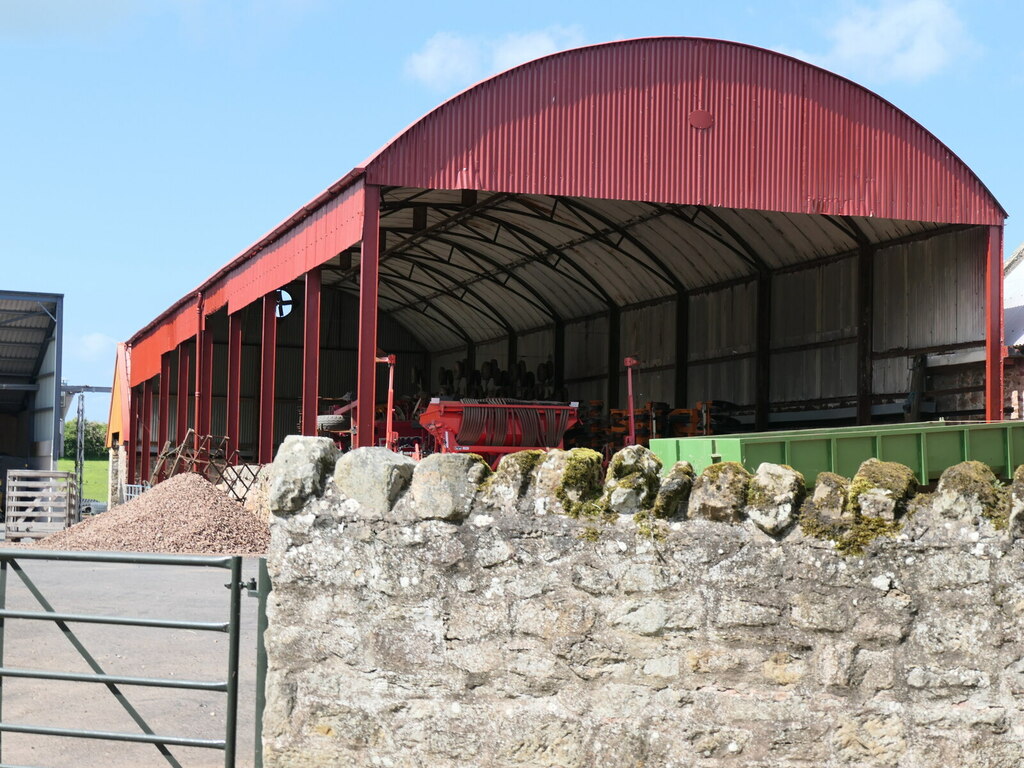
[649,420,1024,485]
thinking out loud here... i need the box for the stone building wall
[262,439,1024,768]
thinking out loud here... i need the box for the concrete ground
[0,557,262,768]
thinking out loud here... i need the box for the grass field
[57,458,108,502]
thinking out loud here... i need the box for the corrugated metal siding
[619,370,674,407]
[771,260,857,346]
[366,38,1003,225]
[689,282,756,359]
[688,360,754,406]
[874,228,986,353]
[621,302,675,367]
[430,349,465,393]
[475,340,506,371]
[770,345,857,402]
[565,315,609,381]
[517,328,556,371]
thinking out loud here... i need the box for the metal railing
[0,550,243,768]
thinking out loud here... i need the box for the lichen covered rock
[848,458,917,521]
[267,436,340,515]
[805,472,852,525]
[479,450,545,514]
[403,452,490,521]
[1007,464,1024,540]
[932,460,1008,528]
[688,462,750,523]
[746,463,804,536]
[530,448,605,518]
[652,461,695,519]
[601,445,662,516]
[333,446,415,519]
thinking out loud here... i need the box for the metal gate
[3,471,78,540]
[0,550,265,768]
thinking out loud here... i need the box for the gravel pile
[39,473,270,555]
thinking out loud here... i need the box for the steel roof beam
[462,211,616,307]
[550,196,687,293]
[375,276,472,344]
[650,204,767,276]
[377,265,514,334]
[332,279,471,345]
[382,242,558,321]
[492,196,677,287]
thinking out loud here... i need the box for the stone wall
[262,439,1024,768]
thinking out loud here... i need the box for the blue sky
[2,0,1021,421]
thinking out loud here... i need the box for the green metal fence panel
[650,420,1024,484]
[0,550,244,768]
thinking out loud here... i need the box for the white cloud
[404,32,484,92]
[491,26,586,73]
[783,0,974,83]
[405,26,587,92]
[70,332,118,364]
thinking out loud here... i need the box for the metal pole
[985,225,1004,421]
[158,354,171,481]
[0,559,7,763]
[226,312,242,463]
[141,380,153,488]
[255,558,270,768]
[259,295,278,464]
[355,184,381,447]
[624,357,637,446]
[75,393,85,513]
[224,556,242,768]
[301,268,322,436]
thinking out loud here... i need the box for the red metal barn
[113,38,1006,481]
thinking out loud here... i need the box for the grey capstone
[266,436,339,515]
[601,445,662,516]
[808,472,852,525]
[332,447,415,518]
[404,452,490,521]
[688,463,750,523]
[653,460,694,519]
[746,462,804,536]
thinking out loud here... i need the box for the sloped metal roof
[126,37,1005,378]
[0,291,61,415]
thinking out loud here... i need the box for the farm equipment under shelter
[419,398,580,466]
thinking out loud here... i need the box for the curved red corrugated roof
[128,36,1005,358]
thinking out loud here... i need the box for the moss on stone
[481,449,545,492]
[846,459,917,517]
[704,461,749,484]
[652,461,694,520]
[505,449,546,477]
[937,460,1009,529]
[464,453,493,485]
[701,462,751,501]
[555,448,605,519]
[798,509,903,556]
[578,526,602,542]
[633,509,668,540]
[746,482,771,508]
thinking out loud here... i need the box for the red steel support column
[226,312,242,461]
[259,295,278,463]
[175,344,191,445]
[302,267,322,436]
[128,387,139,484]
[355,185,381,448]
[198,324,214,440]
[140,378,153,483]
[158,354,171,480]
[985,225,1004,421]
